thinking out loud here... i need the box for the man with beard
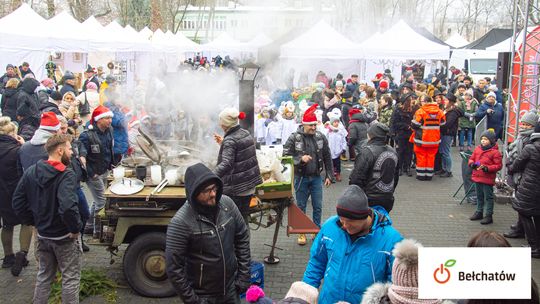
[12,134,82,303]
[166,163,250,303]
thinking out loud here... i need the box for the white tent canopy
[281,20,362,59]
[360,20,450,60]
[139,26,153,40]
[445,33,469,48]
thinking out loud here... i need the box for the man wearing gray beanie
[303,185,403,303]
[350,123,399,212]
[504,110,539,239]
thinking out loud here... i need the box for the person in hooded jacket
[438,94,464,178]
[16,77,41,141]
[508,124,540,259]
[410,95,446,181]
[340,91,356,161]
[165,163,251,304]
[104,99,129,163]
[390,94,415,176]
[348,108,370,155]
[468,129,503,225]
[504,111,539,239]
[0,117,33,275]
[0,78,20,121]
[213,108,262,223]
[303,185,403,304]
[350,123,399,213]
[12,134,82,303]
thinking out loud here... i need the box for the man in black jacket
[283,104,333,246]
[214,108,262,223]
[166,163,251,304]
[350,123,399,213]
[12,134,82,302]
[79,105,115,237]
[82,65,100,92]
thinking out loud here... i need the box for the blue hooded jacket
[104,101,129,155]
[303,207,403,303]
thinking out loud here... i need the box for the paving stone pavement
[1,148,538,303]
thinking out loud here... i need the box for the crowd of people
[0,56,539,304]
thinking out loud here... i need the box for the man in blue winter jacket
[303,185,403,303]
[475,92,505,139]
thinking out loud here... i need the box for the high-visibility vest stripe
[414,139,441,145]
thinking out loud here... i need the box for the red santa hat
[375,73,384,79]
[39,112,61,131]
[302,104,318,125]
[379,80,389,89]
[92,105,114,122]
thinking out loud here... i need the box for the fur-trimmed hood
[361,283,456,304]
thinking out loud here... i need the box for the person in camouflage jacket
[378,94,393,127]
[457,92,479,151]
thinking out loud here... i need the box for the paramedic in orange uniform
[410,95,446,181]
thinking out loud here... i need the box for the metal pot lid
[136,128,161,163]
[109,178,145,195]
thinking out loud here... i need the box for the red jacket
[468,144,502,186]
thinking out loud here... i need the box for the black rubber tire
[123,232,175,297]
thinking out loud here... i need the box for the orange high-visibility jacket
[409,103,446,147]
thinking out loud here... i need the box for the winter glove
[482,166,489,173]
[235,280,251,295]
[470,161,480,169]
[464,112,472,118]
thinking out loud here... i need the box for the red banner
[508,26,540,142]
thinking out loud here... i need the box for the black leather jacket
[215,125,262,196]
[349,137,399,212]
[283,126,334,180]
[166,163,251,303]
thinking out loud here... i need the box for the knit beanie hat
[368,123,389,139]
[86,82,98,91]
[387,239,443,304]
[487,91,496,99]
[302,104,318,125]
[336,185,370,220]
[521,110,539,127]
[6,64,14,70]
[481,129,497,144]
[246,285,273,304]
[282,281,319,304]
[91,105,114,123]
[219,107,246,129]
[40,112,61,131]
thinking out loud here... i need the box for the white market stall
[280,20,363,85]
[360,20,450,81]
